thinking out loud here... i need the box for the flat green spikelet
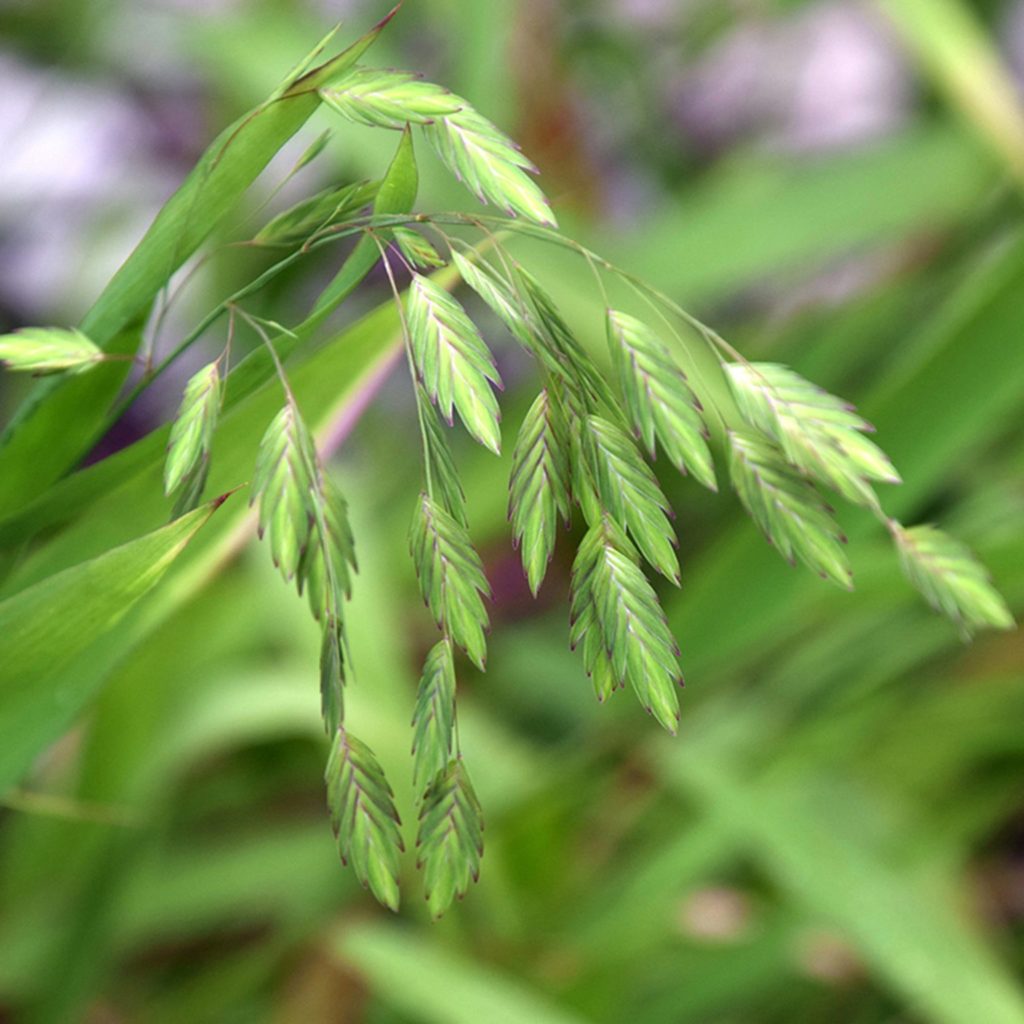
[729,430,852,589]
[320,66,462,129]
[326,728,404,912]
[164,361,222,512]
[409,492,491,669]
[419,395,468,525]
[892,522,1014,639]
[416,758,484,920]
[407,274,503,454]
[424,103,556,226]
[570,598,622,704]
[581,415,680,583]
[570,516,682,733]
[411,639,456,788]
[453,251,537,349]
[608,310,716,491]
[509,390,571,595]
[254,180,379,244]
[0,327,102,375]
[393,227,446,270]
[250,403,318,581]
[319,619,345,735]
[727,362,900,509]
[297,473,358,620]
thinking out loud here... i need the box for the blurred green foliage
[0,1,1022,1022]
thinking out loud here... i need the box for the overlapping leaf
[250,403,318,581]
[727,362,900,508]
[509,390,571,594]
[164,361,222,515]
[581,415,679,582]
[409,492,490,669]
[321,67,462,129]
[893,522,1014,638]
[424,104,556,226]
[0,327,103,376]
[416,758,484,920]
[411,639,456,788]
[570,516,682,733]
[407,274,502,454]
[729,430,852,588]
[326,728,404,912]
[608,311,716,491]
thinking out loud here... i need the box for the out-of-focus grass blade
[0,501,221,795]
[880,0,1024,186]
[334,923,594,1024]
[0,15,390,518]
[661,746,1024,1024]
[605,125,992,304]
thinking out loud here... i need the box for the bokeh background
[2,0,1024,1021]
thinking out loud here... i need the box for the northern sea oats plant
[0,7,1013,918]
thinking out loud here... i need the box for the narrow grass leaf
[416,759,484,919]
[410,493,490,669]
[509,390,571,594]
[0,501,222,792]
[893,522,1014,638]
[608,310,716,491]
[334,922,592,1024]
[729,430,853,589]
[408,274,502,454]
[326,728,404,912]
